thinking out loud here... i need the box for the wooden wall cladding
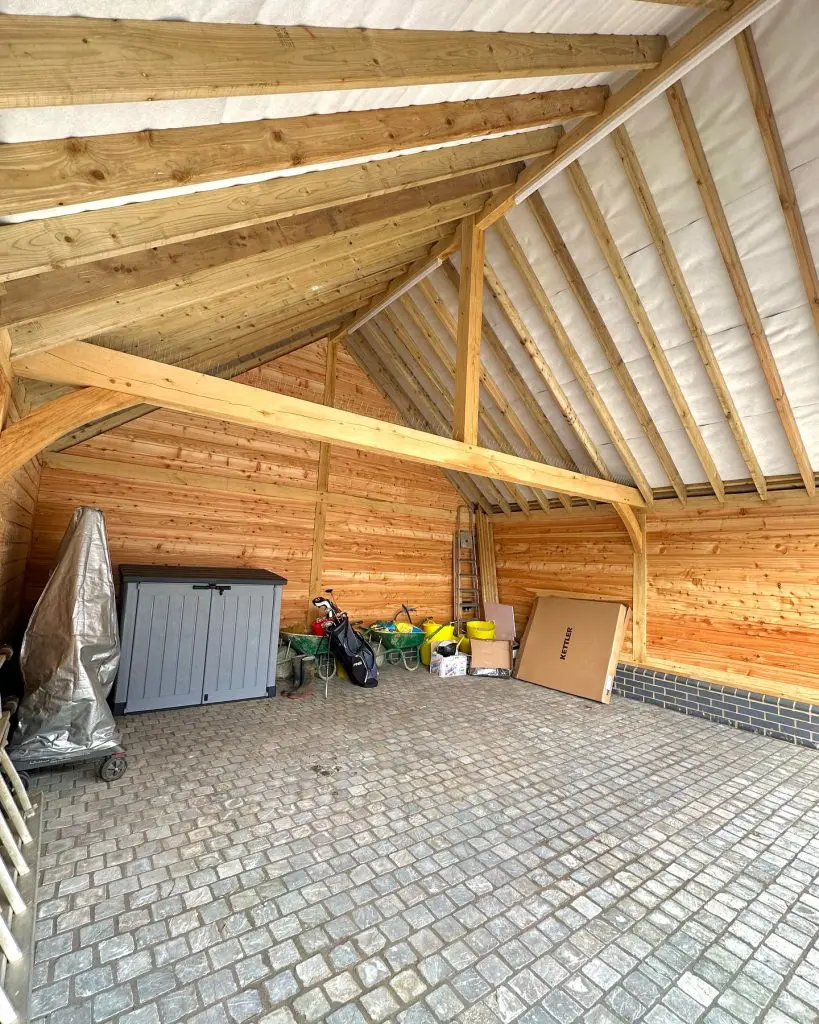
[494,514,634,661]
[324,502,455,625]
[0,401,41,641]
[25,341,460,629]
[494,501,819,698]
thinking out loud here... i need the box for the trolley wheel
[99,754,127,782]
[17,771,30,792]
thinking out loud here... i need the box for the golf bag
[312,592,378,688]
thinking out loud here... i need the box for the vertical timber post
[453,216,485,445]
[307,334,339,623]
[632,508,647,664]
[0,330,13,433]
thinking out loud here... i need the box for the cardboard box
[469,639,512,677]
[514,596,629,703]
[430,652,468,678]
[483,602,516,642]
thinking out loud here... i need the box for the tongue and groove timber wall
[494,501,819,700]
[24,341,460,628]
[0,398,41,641]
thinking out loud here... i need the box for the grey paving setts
[30,667,819,1023]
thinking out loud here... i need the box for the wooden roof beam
[7,188,493,357]
[0,387,137,480]
[2,188,460,328]
[88,240,442,369]
[475,0,783,230]
[1,17,666,107]
[611,123,767,499]
[14,342,645,507]
[0,89,607,217]
[335,0,781,361]
[0,129,549,282]
[667,82,815,496]
[529,192,687,502]
[735,29,819,343]
[48,321,338,453]
[164,276,415,380]
[566,161,725,502]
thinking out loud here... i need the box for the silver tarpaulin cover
[11,507,121,766]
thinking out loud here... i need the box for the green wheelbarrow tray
[366,627,424,671]
[367,628,425,651]
[280,631,331,656]
[280,631,336,686]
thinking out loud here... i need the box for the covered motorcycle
[312,592,378,688]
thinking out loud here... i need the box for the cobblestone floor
[30,667,819,1024]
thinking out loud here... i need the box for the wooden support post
[453,216,485,445]
[307,336,339,623]
[0,330,12,432]
[632,509,647,664]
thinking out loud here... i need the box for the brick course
[614,663,819,749]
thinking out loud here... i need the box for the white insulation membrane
[404,0,819,489]
[2,0,818,494]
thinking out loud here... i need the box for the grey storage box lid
[119,565,287,585]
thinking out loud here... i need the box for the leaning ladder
[0,698,42,1024]
[453,506,480,634]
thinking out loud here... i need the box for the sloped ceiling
[2,0,817,513]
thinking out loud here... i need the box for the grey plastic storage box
[114,565,287,714]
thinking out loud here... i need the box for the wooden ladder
[453,506,480,633]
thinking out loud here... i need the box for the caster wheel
[99,754,127,782]
[18,772,30,792]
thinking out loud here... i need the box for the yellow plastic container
[466,620,496,641]
[460,619,495,654]
[420,621,456,666]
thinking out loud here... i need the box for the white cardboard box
[430,652,468,677]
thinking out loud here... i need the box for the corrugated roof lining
[380,0,819,497]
